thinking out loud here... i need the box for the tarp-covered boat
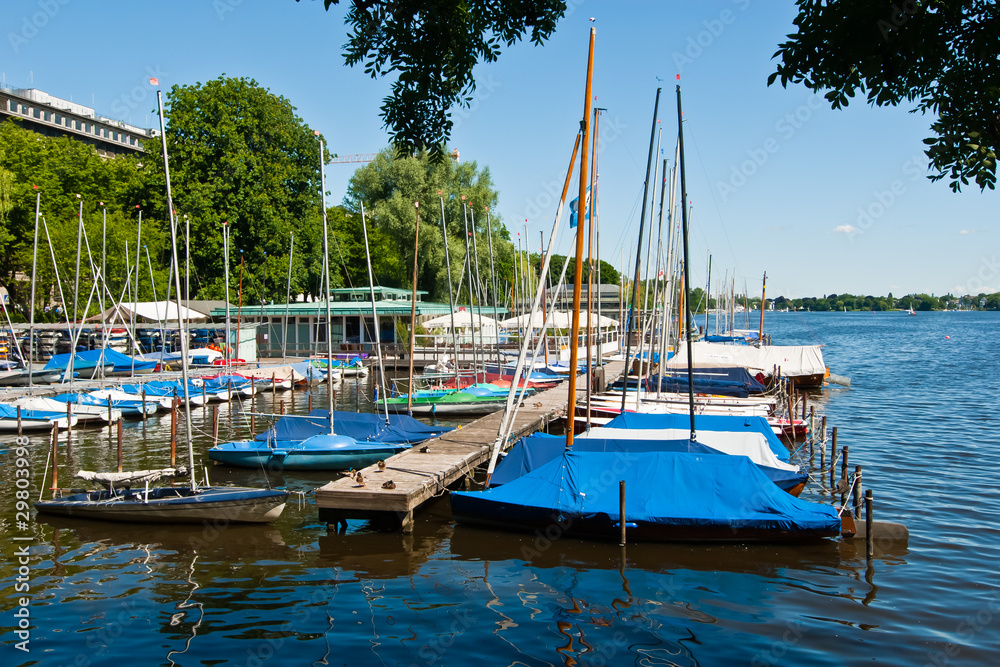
[453,451,840,542]
[209,409,453,470]
[489,433,807,495]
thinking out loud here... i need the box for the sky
[3,0,995,299]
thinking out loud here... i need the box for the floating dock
[316,360,626,531]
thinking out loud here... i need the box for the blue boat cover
[458,451,839,534]
[490,434,805,491]
[67,348,158,372]
[603,412,789,462]
[255,409,452,445]
[651,366,767,396]
[0,403,63,421]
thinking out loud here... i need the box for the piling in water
[830,426,838,492]
[840,445,849,507]
[619,480,627,547]
[50,423,59,495]
[853,465,863,521]
[212,404,219,446]
[865,489,874,560]
[117,420,123,473]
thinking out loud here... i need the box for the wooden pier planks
[315,360,625,529]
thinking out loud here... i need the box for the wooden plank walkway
[316,360,625,531]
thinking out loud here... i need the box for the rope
[837,475,860,517]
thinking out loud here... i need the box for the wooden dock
[315,359,625,531]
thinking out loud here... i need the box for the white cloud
[959,229,978,235]
[833,224,855,234]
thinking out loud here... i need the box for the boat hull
[450,499,837,543]
[34,486,288,523]
[208,446,400,471]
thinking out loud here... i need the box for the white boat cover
[153,347,224,364]
[665,341,825,377]
[581,427,798,472]
[237,365,308,382]
[423,311,501,330]
[500,310,618,329]
[75,467,187,489]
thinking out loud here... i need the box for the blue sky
[4,0,994,299]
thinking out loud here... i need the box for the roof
[87,301,210,324]
[210,300,506,319]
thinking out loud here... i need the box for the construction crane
[328,149,460,165]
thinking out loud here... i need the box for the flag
[568,187,591,228]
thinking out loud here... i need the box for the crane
[328,149,460,165]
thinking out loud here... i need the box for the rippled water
[3,312,1000,666]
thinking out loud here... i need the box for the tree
[345,149,513,304]
[301,0,567,158]
[0,122,171,319]
[140,76,324,303]
[771,1,999,191]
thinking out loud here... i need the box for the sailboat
[907,305,916,316]
[450,48,841,542]
[35,84,288,524]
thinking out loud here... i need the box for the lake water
[3,311,999,666]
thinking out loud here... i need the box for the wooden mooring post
[50,423,59,496]
[212,404,219,446]
[853,466,863,520]
[117,420,123,473]
[840,445,850,506]
[829,426,838,492]
[619,480,627,547]
[865,489,874,560]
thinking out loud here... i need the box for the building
[212,287,505,357]
[0,86,154,157]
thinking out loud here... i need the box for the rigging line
[604,185,645,271]
[687,126,742,278]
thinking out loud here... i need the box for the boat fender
[271,450,288,458]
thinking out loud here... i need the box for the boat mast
[316,134,336,434]
[282,233,293,363]
[565,27,595,451]
[360,201,390,421]
[155,86,198,490]
[461,198,478,382]
[758,271,767,344]
[621,87,661,412]
[484,207,502,372]
[131,208,142,376]
[223,222,231,369]
[676,82,696,442]
[407,201,420,414]
[585,107,602,430]
[437,193,461,390]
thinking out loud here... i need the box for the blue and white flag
[568,187,591,228]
